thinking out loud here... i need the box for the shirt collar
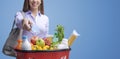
[26,10,41,16]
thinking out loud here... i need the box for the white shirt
[15,10,49,39]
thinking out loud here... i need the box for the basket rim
[15,48,71,52]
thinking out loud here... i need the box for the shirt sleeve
[14,11,24,29]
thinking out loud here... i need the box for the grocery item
[55,25,64,43]
[44,38,51,46]
[30,36,38,45]
[22,36,31,50]
[15,39,22,50]
[68,30,80,47]
[58,38,69,49]
[43,45,49,50]
[36,38,45,47]
[51,24,65,49]
[52,25,64,43]
[46,35,53,43]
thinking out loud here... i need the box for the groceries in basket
[15,24,79,51]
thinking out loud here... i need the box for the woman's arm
[15,11,32,31]
[15,11,24,29]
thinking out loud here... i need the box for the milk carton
[22,36,31,50]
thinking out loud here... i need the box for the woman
[15,0,49,39]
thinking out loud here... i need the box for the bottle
[68,30,80,47]
[22,36,31,50]
[15,39,22,50]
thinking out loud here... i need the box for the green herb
[55,24,64,43]
[51,24,64,47]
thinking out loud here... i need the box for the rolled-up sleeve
[15,11,23,29]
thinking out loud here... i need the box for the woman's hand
[22,18,32,31]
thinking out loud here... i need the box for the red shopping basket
[15,48,71,59]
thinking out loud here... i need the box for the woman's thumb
[28,20,32,24]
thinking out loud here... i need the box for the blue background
[0,0,120,59]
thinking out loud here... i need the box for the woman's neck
[31,9,38,18]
